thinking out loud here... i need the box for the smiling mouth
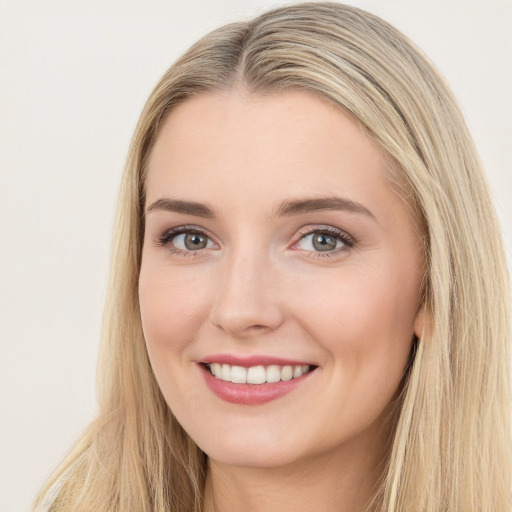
[203,363,315,385]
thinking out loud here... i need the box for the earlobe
[413,307,427,339]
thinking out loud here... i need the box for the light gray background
[1,1,511,511]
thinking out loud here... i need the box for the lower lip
[200,365,314,405]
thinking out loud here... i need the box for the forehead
[146,89,396,207]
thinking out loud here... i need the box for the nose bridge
[210,240,283,337]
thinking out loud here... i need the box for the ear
[413,307,427,339]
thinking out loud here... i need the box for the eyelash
[155,225,355,258]
[294,225,355,259]
[155,225,212,257]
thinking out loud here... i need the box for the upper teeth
[208,363,310,384]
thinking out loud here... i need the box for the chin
[188,421,306,469]
[204,442,300,469]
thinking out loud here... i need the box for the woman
[35,2,511,511]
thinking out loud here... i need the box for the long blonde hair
[35,3,511,511]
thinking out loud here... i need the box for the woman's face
[139,89,425,468]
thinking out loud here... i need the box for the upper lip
[199,354,316,367]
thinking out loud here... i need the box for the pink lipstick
[198,355,317,405]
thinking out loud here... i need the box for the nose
[210,249,285,338]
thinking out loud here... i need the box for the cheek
[138,262,210,354]
[293,258,419,383]
[300,265,417,335]
[138,261,213,414]
[138,262,217,419]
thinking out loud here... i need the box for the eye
[173,232,213,251]
[294,227,354,255]
[157,227,217,254]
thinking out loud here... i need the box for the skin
[139,89,425,512]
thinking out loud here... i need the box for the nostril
[249,324,270,331]
[211,306,284,337]
[212,321,273,337]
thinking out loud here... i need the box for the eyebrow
[145,196,375,220]
[146,198,215,218]
[274,197,376,220]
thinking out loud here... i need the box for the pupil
[185,233,207,250]
[313,233,336,251]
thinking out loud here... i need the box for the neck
[202,424,391,512]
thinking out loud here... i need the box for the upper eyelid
[156,225,218,246]
[294,225,355,242]
[297,225,345,235]
[160,225,213,237]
